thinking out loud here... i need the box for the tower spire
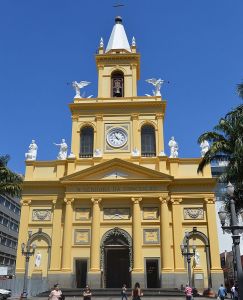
[105,16,131,53]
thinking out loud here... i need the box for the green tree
[197,85,243,207]
[0,155,23,198]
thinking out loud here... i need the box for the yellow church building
[16,16,223,292]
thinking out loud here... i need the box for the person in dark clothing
[132,282,143,300]
[83,285,92,300]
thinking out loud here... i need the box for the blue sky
[1,0,243,174]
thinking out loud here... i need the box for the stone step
[37,288,185,297]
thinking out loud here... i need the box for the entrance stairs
[37,288,185,297]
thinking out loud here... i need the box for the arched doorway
[183,228,212,289]
[100,227,132,288]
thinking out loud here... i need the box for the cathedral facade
[16,17,223,292]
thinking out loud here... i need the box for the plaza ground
[9,297,212,300]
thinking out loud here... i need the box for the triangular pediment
[61,158,173,182]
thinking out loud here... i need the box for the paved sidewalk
[9,297,213,300]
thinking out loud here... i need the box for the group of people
[48,282,143,300]
[184,283,239,300]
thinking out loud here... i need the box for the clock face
[106,128,128,148]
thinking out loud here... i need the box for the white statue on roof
[54,139,68,160]
[200,140,210,157]
[146,78,165,96]
[168,136,179,158]
[25,140,38,161]
[72,81,91,98]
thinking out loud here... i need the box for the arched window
[111,71,124,97]
[141,125,156,157]
[80,126,94,158]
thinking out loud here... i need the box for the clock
[106,127,128,148]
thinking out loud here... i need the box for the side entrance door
[146,259,160,288]
[76,259,88,288]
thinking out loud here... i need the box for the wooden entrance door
[105,248,131,288]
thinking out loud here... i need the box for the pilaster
[171,198,184,271]
[156,113,164,154]
[159,196,173,271]
[61,198,74,271]
[131,64,137,96]
[131,114,140,153]
[205,197,222,270]
[16,199,31,272]
[131,197,143,272]
[71,114,79,157]
[90,197,102,271]
[50,199,62,271]
[95,115,103,153]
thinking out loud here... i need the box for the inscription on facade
[74,229,90,245]
[75,184,164,193]
[184,208,204,220]
[143,207,159,220]
[104,208,130,220]
[143,229,160,244]
[32,209,52,221]
[75,208,91,220]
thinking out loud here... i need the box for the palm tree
[0,155,23,198]
[197,88,243,206]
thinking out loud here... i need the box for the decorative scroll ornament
[32,209,52,221]
[184,208,204,220]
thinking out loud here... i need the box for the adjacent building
[16,16,223,293]
[0,195,20,276]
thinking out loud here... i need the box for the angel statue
[72,81,91,98]
[146,78,165,96]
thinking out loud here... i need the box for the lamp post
[218,182,243,299]
[180,231,196,287]
[21,233,36,299]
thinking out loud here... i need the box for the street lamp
[218,182,243,299]
[180,231,196,287]
[21,233,36,299]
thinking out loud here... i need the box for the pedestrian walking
[121,284,128,300]
[83,284,92,300]
[49,284,63,300]
[234,285,239,300]
[132,282,143,300]
[231,285,235,299]
[184,284,193,300]
[218,284,227,300]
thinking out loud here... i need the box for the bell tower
[70,16,166,163]
[96,16,140,98]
